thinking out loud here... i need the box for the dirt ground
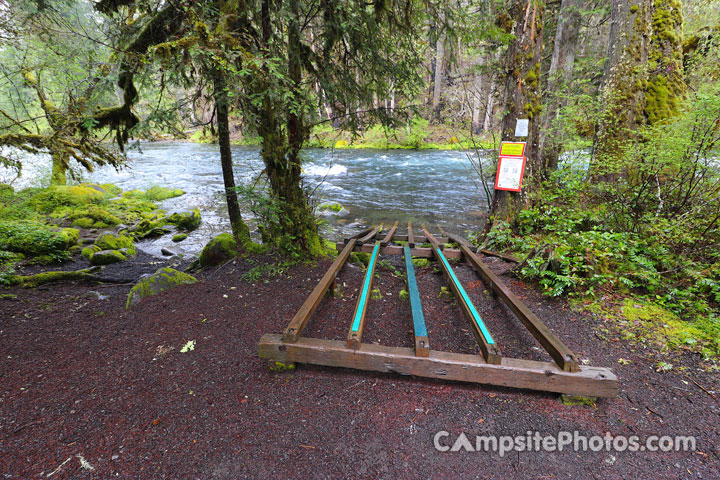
[1,252,718,479]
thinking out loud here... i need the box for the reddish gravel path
[1,254,718,479]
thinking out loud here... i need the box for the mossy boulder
[166,208,201,231]
[82,245,101,261]
[67,207,122,229]
[58,228,80,247]
[198,233,237,268]
[317,202,348,216]
[30,184,108,213]
[0,221,69,256]
[89,249,126,265]
[172,233,188,242]
[94,232,136,256]
[126,267,197,308]
[144,186,185,201]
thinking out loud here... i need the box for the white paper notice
[515,119,529,137]
[496,156,525,190]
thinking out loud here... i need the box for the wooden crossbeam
[357,225,383,245]
[347,241,381,349]
[404,245,430,357]
[283,228,371,343]
[336,243,462,258]
[380,221,399,246]
[258,335,618,397]
[445,232,580,372]
[423,228,502,365]
[407,222,415,248]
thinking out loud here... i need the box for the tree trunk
[538,0,583,172]
[432,33,446,118]
[213,71,251,244]
[50,150,68,185]
[486,0,545,228]
[256,0,322,257]
[591,0,651,179]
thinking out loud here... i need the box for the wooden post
[407,222,415,248]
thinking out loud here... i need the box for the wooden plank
[380,221,399,246]
[404,245,430,357]
[347,241,381,349]
[357,225,383,245]
[343,227,373,245]
[445,232,580,372]
[423,228,502,365]
[336,243,462,259]
[437,227,519,263]
[376,234,448,244]
[407,222,415,248]
[258,335,618,397]
[284,234,361,343]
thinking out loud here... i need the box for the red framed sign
[494,155,527,192]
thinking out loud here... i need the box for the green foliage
[0,221,70,259]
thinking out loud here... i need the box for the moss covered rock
[81,245,101,261]
[172,233,188,242]
[58,228,80,247]
[0,221,69,256]
[67,207,122,228]
[89,249,126,265]
[94,232,136,256]
[31,184,108,213]
[126,267,197,308]
[166,208,201,231]
[198,233,237,268]
[144,186,185,201]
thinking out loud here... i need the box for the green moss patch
[0,221,70,258]
[198,233,237,268]
[166,208,201,231]
[172,233,188,242]
[126,267,197,308]
[94,232,136,256]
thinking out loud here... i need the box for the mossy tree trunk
[213,70,251,245]
[256,0,322,257]
[592,0,684,180]
[487,0,545,228]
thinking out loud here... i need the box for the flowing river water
[7,142,491,256]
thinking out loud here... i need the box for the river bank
[1,251,718,478]
[187,119,498,151]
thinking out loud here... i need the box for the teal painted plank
[351,242,381,332]
[404,245,428,337]
[436,248,495,345]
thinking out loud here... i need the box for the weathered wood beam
[380,221,399,246]
[404,245,430,357]
[284,228,370,343]
[347,241,381,349]
[424,227,502,365]
[407,222,415,248]
[336,243,462,258]
[356,225,383,245]
[445,232,579,372]
[258,335,618,397]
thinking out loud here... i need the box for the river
[5,142,491,256]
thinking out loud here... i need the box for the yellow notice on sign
[499,142,526,157]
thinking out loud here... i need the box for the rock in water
[166,208,201,231]
[126,267,197,308]
[198,233,238,268]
